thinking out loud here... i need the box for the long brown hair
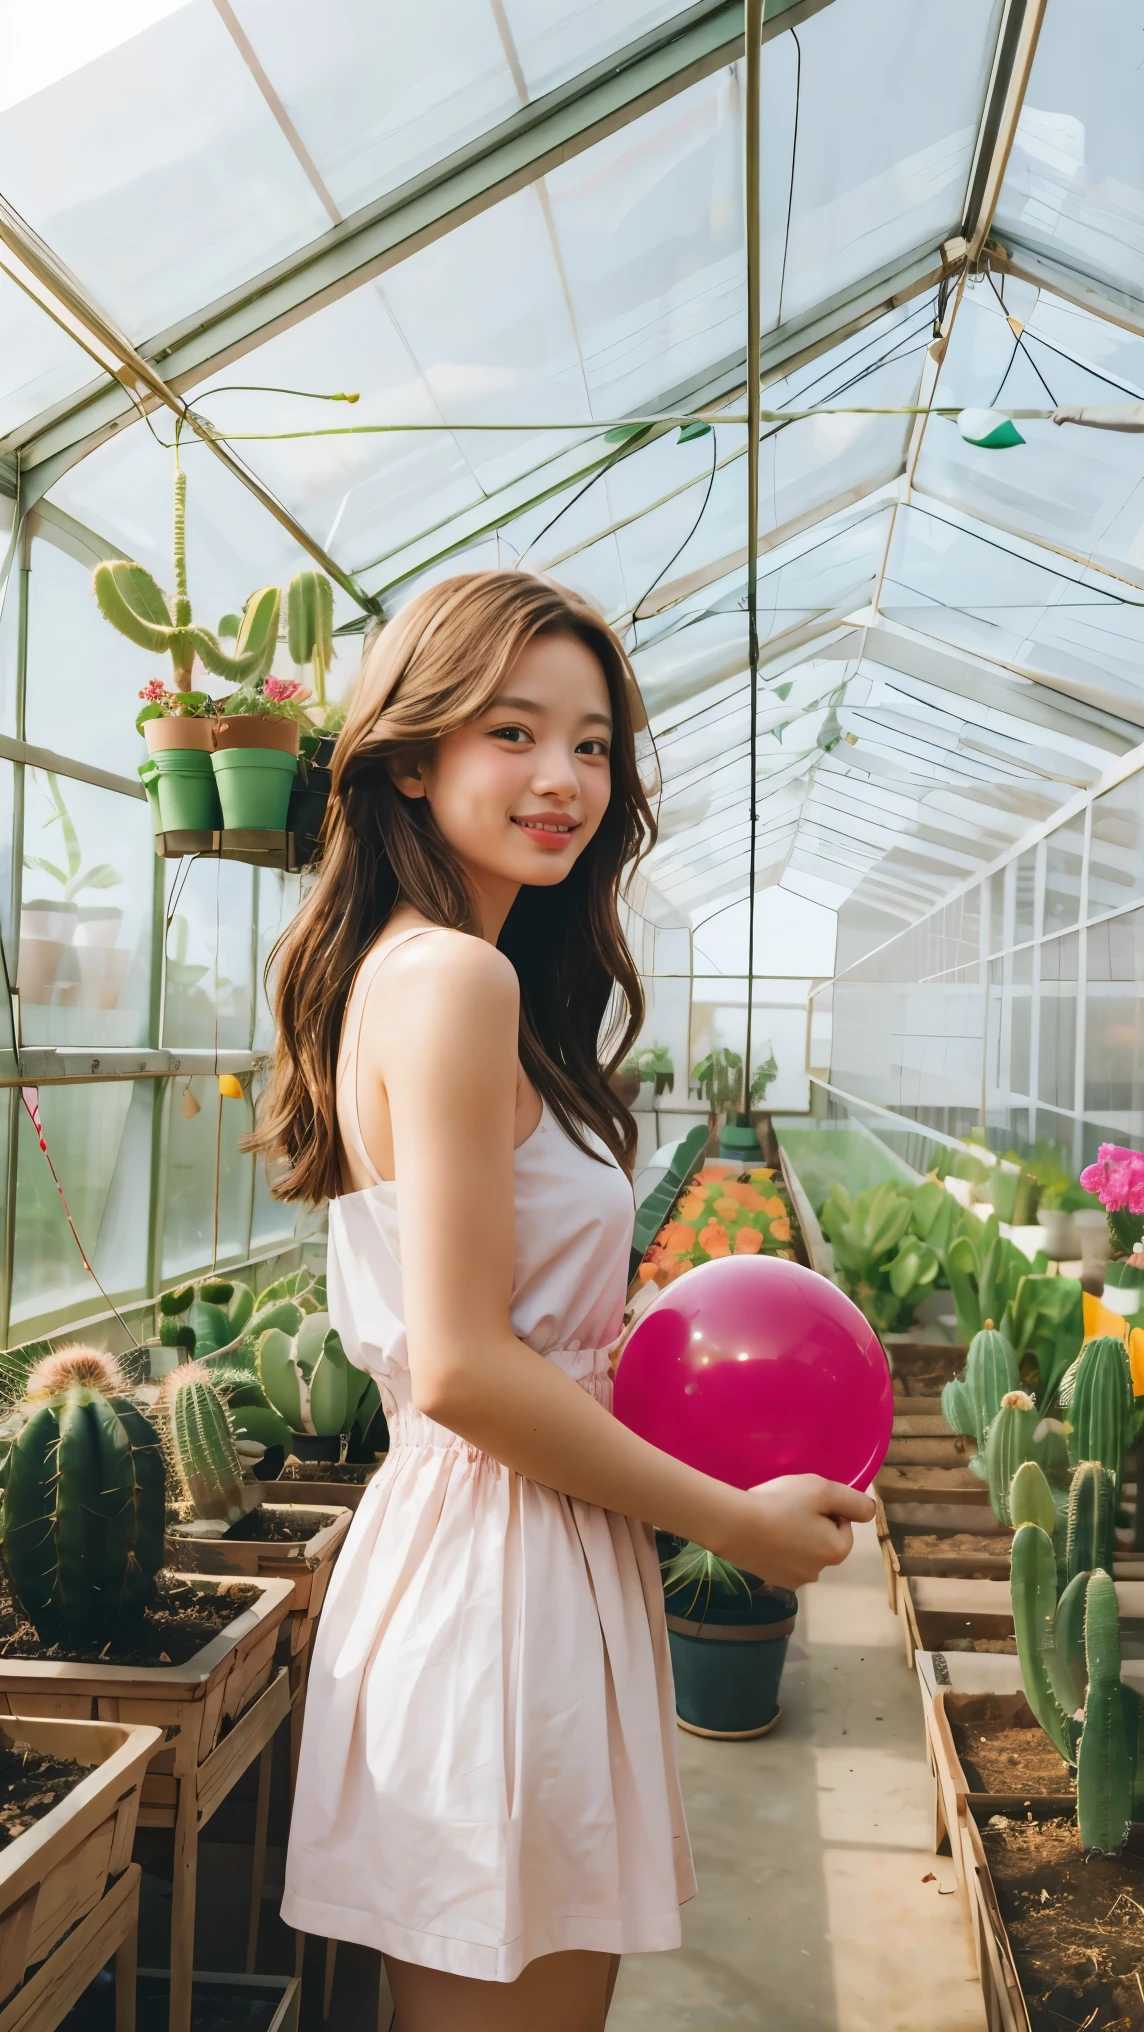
[251,570,655,1202]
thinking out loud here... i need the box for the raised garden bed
[0,1714,158,2031]
[967,1805,1144,2032]
[876,1464,991,1509]
[0,1575,292,2032]
[262,1461,380,1512]
[166,1509,350,1792]
[902,1576,1144,1671]
[926,1689,1074,1916]
[884,1339,967,1400]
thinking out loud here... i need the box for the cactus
[1,1348,165,1649]
[208,1365,291,1455]
[163,1364,246,1524]
[158,1282,195,1353]
[1066,1460,1117,1582]
[1075,1570,1144,1853]
[287,571,334,706]
[257,1314,371,1440]
[94,454,280,699]
[985,1392,1041,1523]
[1011,1519,1080,1765]
[1010,1458,1058,1538]
[1066,1335,1134,1490]
[943,1323,1018,1476]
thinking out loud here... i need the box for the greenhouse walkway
[609,1521,984,2032]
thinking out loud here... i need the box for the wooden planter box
[0,1577,292,2032]
[903,1575,1144,1673]
[925,1689,1074,1920]
[883,1339,966,1401]
[0,1714,159,2032]
[262,1473,378,1513]
[876,1464,991,1510]
[167,1508,351,1789]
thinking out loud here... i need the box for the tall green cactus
[942,1324,1018,1465]
[1075,1570,1144,1853]
[164,1364,246,1524]
[287,571,334,706]
[1,1349,165,1649]
[1064,1335,1134,1490]
[1010,1519,1080,1765]
[1067,1460,1117,1582]
[94,455,281,697]
[257,1314,371,1440]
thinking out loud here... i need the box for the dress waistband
[382,1341,617,1457]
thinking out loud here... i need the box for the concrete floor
[609,1521,985,2032]
[66,1521,984,2030]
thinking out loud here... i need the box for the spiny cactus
[94,456,280,696]
[2,1347,165,1648]
[1011,1515,1082,1766]
[257,1314,371,1440]
[1067,1459,1117,1583]
[1063,1335,1134,1490]
[942,1323,1018,1467]
[1075,1570,1144,1853]
[287,571,334,706]
[163,1364,245,1524]
[208,1365,291,1455]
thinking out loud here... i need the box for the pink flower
[1079,1143,1144,1214]
[262,677,311,704]
[138,678,167,702]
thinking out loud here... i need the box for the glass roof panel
[994,0,1144,302]
[501,0,682,100]
[761,0,1003,327]
[0,265,101,441]
[914,276,1144,581]
[223,0,519,221]
[880,501,1144,719]
[0,1,332,341]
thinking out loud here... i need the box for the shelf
[153,829,309,870]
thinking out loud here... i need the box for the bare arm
[372,932,872,1588]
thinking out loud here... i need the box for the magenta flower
[1079,1143,1144,1215]
[138,677,167,702]
[262,677,311,705]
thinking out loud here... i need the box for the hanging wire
[776,29,802,329]
[631,428,719,624]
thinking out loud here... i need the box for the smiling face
[389,629,614,919]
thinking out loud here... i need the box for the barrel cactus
[2,1347,165,1649]
[163,1364,246,1524]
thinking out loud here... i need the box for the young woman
[257,571,872,2031]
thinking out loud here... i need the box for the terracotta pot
[143,714,216,753]
[213,714,300,755]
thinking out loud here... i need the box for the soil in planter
[276,1459,379,1485]
[0,1741,88,1849]
[0,1569,259,1667]
[903,1532,1012,1559]
[943,1636,1018,1653]
[982,1815,1144,2031]
[950,1700,1073,1795]
[223,1506,337,1543]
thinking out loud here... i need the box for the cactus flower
[138,677,167,702]
[262,676,312,704]
[1080,1143,1144,1213]
[734,1227,763,1254]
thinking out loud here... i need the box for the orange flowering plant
[638,1164,799,1287]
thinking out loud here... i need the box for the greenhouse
[0,0,1142,2026]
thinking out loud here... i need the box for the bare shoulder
[364,928,519,1038]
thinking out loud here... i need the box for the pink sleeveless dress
[281,930,695,1981]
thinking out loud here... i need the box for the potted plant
[616,1045,674,1110]
[93,446,281,833]
[660,1540,797,1739]
[20,772,124,1011]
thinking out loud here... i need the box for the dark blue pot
[666,1584,797,1739]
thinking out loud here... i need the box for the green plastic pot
[211,746,298,830]
[138,751,221,834]
[666,1585,797,1739]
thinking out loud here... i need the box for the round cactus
[2,1347,165,1649]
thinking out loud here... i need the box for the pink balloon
[614,1255,892,1491]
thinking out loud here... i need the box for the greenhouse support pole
[743,0,764,1113]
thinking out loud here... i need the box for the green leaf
[604,424,652,445]
[217,613,241,638]
[677,421,711,443]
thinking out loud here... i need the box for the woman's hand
[716,1476,876,1590]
